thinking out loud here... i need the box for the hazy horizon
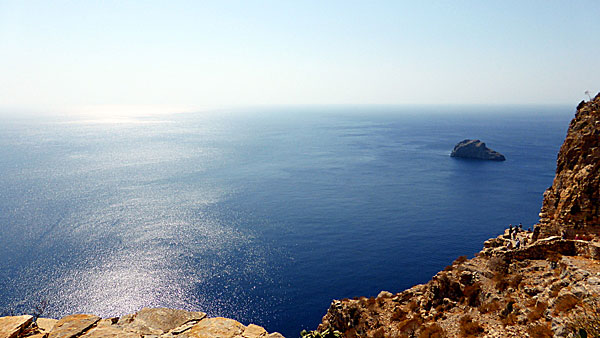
[1,1,599,115]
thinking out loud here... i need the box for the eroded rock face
[450,139,506,161]
[537,93,600,239]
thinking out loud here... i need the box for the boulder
[0,315,33,338]
[450,139,505,161]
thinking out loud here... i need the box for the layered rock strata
[0,308,283,338]
[537,93,600,240]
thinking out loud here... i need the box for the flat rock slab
[118,307,206,335]
[181,317,245,338]
[36,318,58,333]
[242,324,267,338]
[80,326,140,338]
[0,315,33,338]
[48,314,101,338]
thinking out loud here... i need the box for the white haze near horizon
[1,1,599,117]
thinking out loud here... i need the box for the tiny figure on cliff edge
[519,223,523,231]
[515,238,521,249]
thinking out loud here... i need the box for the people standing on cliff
[515,238,521,249]
[519,223,523,231]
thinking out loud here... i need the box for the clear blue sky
[1,1,599,114]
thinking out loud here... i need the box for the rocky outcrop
[0,308,283,338]
[451,139,506,161]
[537,93,600,240]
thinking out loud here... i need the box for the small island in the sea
[450,139,506,161]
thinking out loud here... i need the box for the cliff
[537,94,600,239]
[317,94,600,337]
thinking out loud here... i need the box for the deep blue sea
[0,105,573,336]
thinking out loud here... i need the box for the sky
[1,1,599,115]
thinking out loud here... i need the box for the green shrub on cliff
[300,328,342,338]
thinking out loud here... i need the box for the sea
[0,105,573,336]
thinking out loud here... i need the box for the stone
[36,318,58,332]
[80,326,140,338]
[268,333,285,338]
[0,315,33,338]
[588,276,600,285]
[450,139,505,161]
[242,324,267,338]
[181,317,245,338]
[119,308,206,335]
[48,314,101,338]
[377,291,393,298]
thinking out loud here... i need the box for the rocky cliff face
[537,94,600,239]
[316,94,600,338]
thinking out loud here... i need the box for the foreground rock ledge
[0,308,284,338]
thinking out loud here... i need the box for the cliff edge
[317,94,600,338]
[536,94,600,240]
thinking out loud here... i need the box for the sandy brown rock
[0,315,33,338]
[36,318,58,333]
[242,323,268,337]
[118,307,206,335]
[180,317,245,338]
[80,325,140,338]
[47,314,101,338]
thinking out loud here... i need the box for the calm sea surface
[0,106,572,336]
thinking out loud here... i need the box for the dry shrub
[459,315,484,337]
[453,255,468,265]
[398,317,423,337]
[508,274,523,289]
[554,294,579,315]
[488,256,509,274]
[527,322,553,338]
[527,301,548,322]
[463,282,482,307]
[371,327,385,338]
[391,307,407,322]
[547,251,562,263]
[479,299,501,314]
[443,265,453,272]
[407,299,420,312]
[493,273,509,292]
[418,323,446,338]
[501,313,518,327]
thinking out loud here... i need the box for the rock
[79,326,140,338]
[36,318,58,332]
[0,315,33,338]
[268,333,285,338]
[450,139,505,161]
[180,317,245,338]
[48,314,101,338]
[242,324,267,338]
[377,291,393,298]
[119,307,206,335]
